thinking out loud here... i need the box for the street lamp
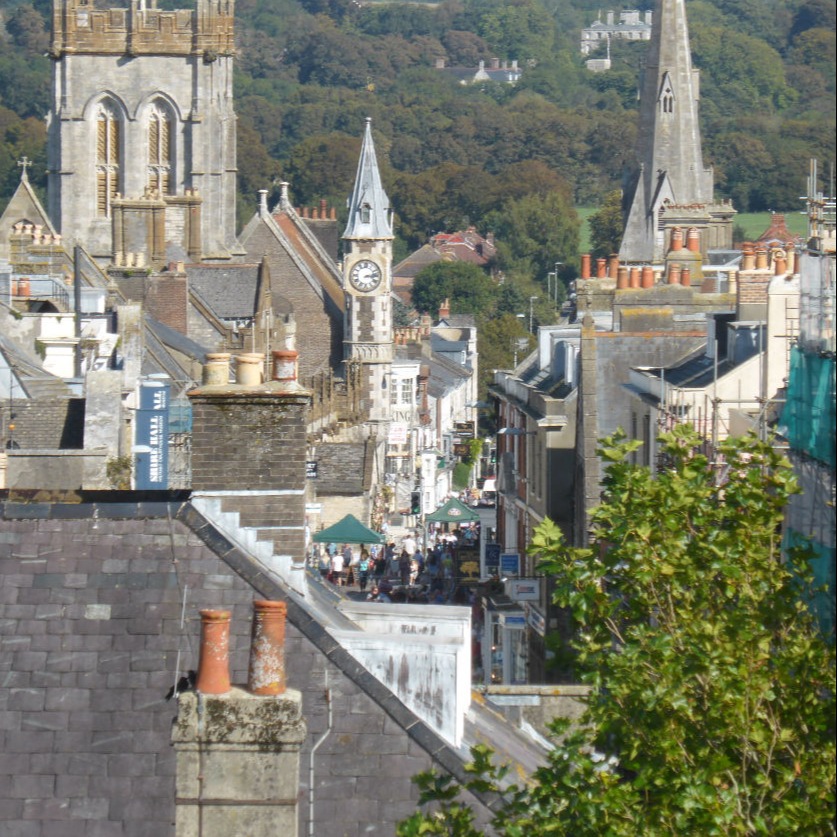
[528,296,538,334]
[554,262,564,305]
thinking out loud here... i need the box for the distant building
[435,58,523,85]
[580,9,653,56]
[392,227,496,308]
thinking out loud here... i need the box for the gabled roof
[0,170,57,261]
[343,118,392,241]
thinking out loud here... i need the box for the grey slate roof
[187,263,261,320]
[0,498,546,836]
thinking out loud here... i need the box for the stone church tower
[342,118,394,425]
[47,0,238,263]
[619,0,735,265]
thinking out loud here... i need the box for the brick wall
[189,392,309,492]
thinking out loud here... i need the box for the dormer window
[361,203,371,224]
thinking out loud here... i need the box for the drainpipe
[74,245,82,378]
[308,686,333,837]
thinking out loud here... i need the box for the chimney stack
[173,601,305,836]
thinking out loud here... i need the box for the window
[399,378,413,405]
[147,104,172,196]
[96,103,121,217]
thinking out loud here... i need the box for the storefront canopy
[425,497,480,524]
[312,514,385,545]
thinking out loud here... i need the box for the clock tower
[342,118,394,424]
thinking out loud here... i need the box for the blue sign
[500,553,520,576]
[135,378,170,489]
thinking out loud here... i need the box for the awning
[425,497,480,523]
[312,514,384,544]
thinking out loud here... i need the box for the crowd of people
[310,528,477,605]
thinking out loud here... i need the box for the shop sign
[507,579,540,601]
[500,553,520,576]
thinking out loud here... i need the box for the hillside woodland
[0,0,833,353]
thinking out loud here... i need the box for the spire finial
[17,157,31,183]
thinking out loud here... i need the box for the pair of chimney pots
[195,601,288,696]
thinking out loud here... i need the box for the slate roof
[187,263,261,320]
[635,347,735,390]
[0,497,547,836]
[0,331,73,399]
[313,441,374,495]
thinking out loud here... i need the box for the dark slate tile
[50,504,96,519]
[2,503,51,519]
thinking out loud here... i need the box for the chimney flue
[247,600,288,696]
[195,610,232,695]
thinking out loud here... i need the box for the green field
[576,208,808,256]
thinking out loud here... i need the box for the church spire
[343,118,392,240]
[619,0,715,264]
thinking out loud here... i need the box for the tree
[588,189,624,258]
[411,261,498,320]
[399,426,836,836]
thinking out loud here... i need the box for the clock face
[349,259,382,292]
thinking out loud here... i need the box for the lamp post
[554,262,563,305]
[547,272,556,306]
[528,296,538,334]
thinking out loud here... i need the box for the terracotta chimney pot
[774,254,787,276]
[667,263,681,285]
[595,257,607,279]
[616,266,628,289]
[680,267,691,287]
[203,352,231,385]
[741,243,756,271]
[580,254,591,280]
[272,349,298,383]
[608,254,619,279]
[728,270,738,295]
[755,246,768,270]
[640,265,654,288]
[629,267,640,288]
[670,227,683,252]
[247,600,287,696]
[196,610,232,695]
[785,244,795,274]
[236,353,263,386]
[686,227,701,253]
[439,298,450,319]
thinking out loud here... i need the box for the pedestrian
[318,549,330,579]
[398,550,411,586]
[330,549,344,586]
[358,551,370,592]
[343,543,355,586]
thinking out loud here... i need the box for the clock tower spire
[342,118,394,424]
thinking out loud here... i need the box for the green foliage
[452,461,472,490]
[587,189,623,259]
[106,455,133,490]
[400,427,836,836]
[411,261,499,319]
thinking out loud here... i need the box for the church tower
[47,0,238,263]
[619,0,734,265]
[342,118,393,425]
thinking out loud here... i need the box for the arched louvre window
[147,104,172,196]
[96,104,121,217]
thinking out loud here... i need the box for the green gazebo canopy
[425,497,480,523]
[312,514,384,545]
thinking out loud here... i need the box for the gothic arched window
[96,103,121,217]
[147,104,172,196]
